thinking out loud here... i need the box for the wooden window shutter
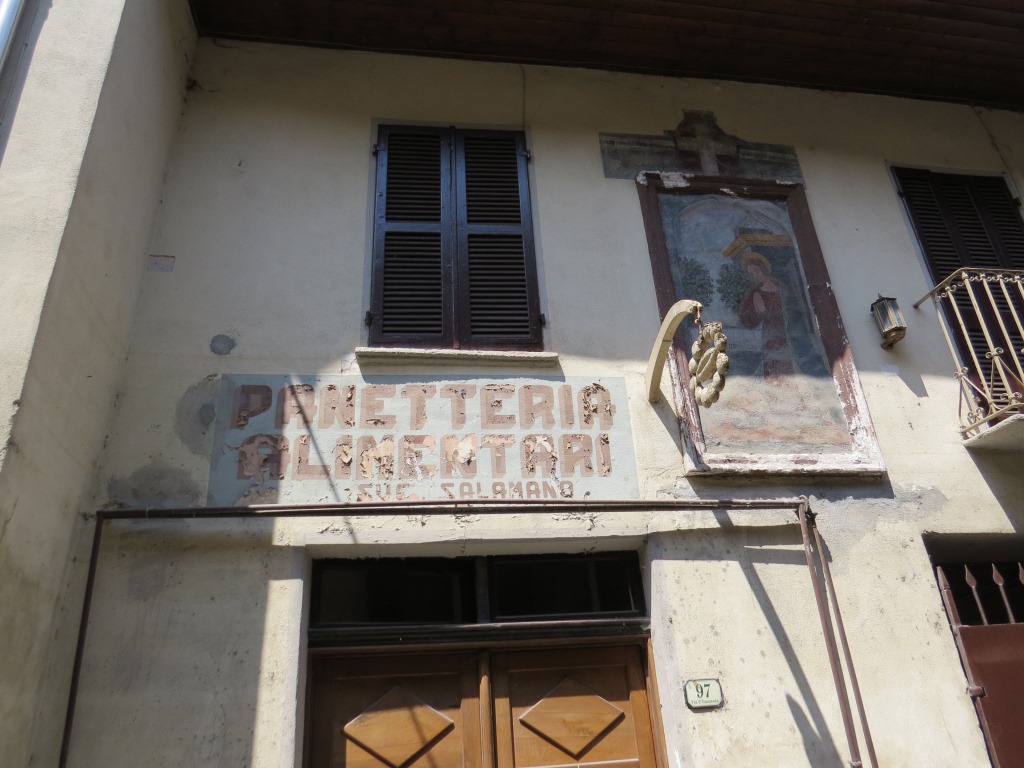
[370,127,541,350]
[455,130,542,349]
[370,126,456,347]
[893,168,1024,279]
[894,168,1024,407]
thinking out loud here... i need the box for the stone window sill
[354,347,560,367]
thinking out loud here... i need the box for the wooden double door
[308,645,660,768]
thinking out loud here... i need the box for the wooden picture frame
[637,172,883,476]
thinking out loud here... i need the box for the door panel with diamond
[309,653,482,768]
[492,646,657,768]
[308,646,657,768]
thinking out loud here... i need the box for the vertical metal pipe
[812,519,878,768]
[0,0,27,73]
[58,512,106,768]
[796,501,862,767]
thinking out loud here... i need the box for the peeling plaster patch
[597,434,612,476]
[638,170,694,188]
[401,435,437,480]
[210,334,237,356]
[358,436,395,480]
[521,433,557,476]
[235,484,280,505]
[175,375,220,455]
[337,442,353,467]
[238,435,289,480]
[817,483,948,525]
[442,434,477,478]
[145,254,175,272]
[107,461,201,508]
[578,383,615,428]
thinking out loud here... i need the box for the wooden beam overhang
[188,0,1024,111]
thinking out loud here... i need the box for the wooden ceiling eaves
[189,0,1024,111]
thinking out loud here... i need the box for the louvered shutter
[895,168,1024,406]
[370,127,541,350]
[455,131,542,350]
[370,126,456,346]
[894,168,1024,276]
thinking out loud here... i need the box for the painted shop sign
[208,375,639,506]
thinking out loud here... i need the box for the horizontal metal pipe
[97,496,805,521]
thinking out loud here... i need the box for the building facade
[2,2,1023,767]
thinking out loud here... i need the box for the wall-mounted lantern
[870,295,907,349]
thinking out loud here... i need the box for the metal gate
[936,561,1024,768]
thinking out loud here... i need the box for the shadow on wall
[0,0,50,161]
[656,523,845,767]
[66,518,299,766]
[970,449,1024,534]
[735,526,844,767]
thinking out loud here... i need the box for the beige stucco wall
[63,38,1024,768]
[0,0,195,763]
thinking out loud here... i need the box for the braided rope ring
[688,321,730,407]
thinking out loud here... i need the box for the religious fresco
[657,194,851,455]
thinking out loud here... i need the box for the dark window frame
[893,167,1024,418]
[368,125,543,351]
[309,552,647,648]
[894,168,1024,278]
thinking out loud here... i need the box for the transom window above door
[309,552,646,647]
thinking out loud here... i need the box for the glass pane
[314,559,475,625]
[490,553,642,620]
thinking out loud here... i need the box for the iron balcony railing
[915,269,1024,439]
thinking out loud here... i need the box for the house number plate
[684,679,723,709]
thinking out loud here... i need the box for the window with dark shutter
[894,169,1024,276]
[894,168,1024,409]
[369,126,542,350]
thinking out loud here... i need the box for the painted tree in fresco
[677,257,714,309]
[715,260,755,314]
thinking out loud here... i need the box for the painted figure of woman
[738,251,796,378]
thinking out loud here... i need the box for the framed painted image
[638,172,882,475]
